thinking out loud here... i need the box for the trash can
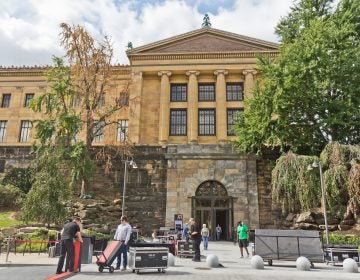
[81,235,93,264]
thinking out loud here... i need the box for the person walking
[189,217,201,262]
[237,221,250,258]
[215,224,222,241]
[114,216,132,271]
[56,217,83,274]
[201,224,209,250]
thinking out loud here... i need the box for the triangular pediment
[127,28,278,56]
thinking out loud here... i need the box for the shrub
[2,167,33,194]
[0,184,24,208]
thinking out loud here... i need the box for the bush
[2,167,33,194]
[0,184,24,208]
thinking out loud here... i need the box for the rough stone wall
[165,144,260,230]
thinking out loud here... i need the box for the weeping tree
[272,143,360,218]
[31,23,134,196]
[320,142,360,217]
[272,152,320,215]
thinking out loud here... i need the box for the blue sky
[0,0,295,66]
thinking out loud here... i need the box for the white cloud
[0,0,294,66]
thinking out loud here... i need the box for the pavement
[0,241,359,280]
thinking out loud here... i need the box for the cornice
[0,65,132,77]
[129,51,278,61]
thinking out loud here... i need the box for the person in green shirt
[237,221,250,258]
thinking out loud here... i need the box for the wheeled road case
[96,240,122,273]
[323,244,359,265]
[176,240,194,258]
[129,246,168,274]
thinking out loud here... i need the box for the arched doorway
[191,180,234,240]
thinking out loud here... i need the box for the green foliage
[2,167,33,194]
[328,233,360,247]
[0,184,24,208]
[272,152,321,214]
[82,229,111,240]
[22,152,71,226]
[234,0,360,155]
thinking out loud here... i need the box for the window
[170,84,187,102]
[118,92,129,106]
[19,120,32,142]
[93,120,105,142]
[117,119,128,141]
[227,108,243,136]
[226,83,243,101]
[71,95,81,108]
[199,109,216,136]
[1,94,11,108]
[198,84,215,101]
[24,93,34,107]
[99,93,105,107]
[0,121,7,142]
[170,109,187,136]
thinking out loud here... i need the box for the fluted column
[214,70,228,143]
[158,71,172,145]
[186,71,200,143]
[242,69,257,100]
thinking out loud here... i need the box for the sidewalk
[1,241,359,280]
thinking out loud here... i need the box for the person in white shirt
[113,216,132,271]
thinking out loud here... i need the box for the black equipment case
[129,246,168,274]
[175,240,194,258]
[96,240,122,273]
[323,244,359,265]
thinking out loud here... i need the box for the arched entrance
[191,180,234,240]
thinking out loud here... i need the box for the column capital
[186,70,200,76]
[158,71,172,77]
[214,70,228,76]
[242,69,258,76]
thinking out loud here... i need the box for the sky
[0,0,295,67]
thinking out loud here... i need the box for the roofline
[127,27,279,56]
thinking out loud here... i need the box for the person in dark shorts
[56,217,83,274]
[189,217,201,262]
[237,221,250,258]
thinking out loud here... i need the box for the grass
[0,211,23,228]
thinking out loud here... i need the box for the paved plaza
[0,241,359,280]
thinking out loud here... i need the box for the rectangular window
[0,121,7,142]
[226,83,244,101]
[170,84,187,102]
[99,93,105,107]
[117,119,128,141]
[93,120,105,142]
[198,84,215,101]
[71,94,81,108]
[170,109,187,136]
[24,93,34,107]
[1,94,11,108]
[118,92,129,106]
[199,109,216,136]
[19,120,32,142]
[227,108,244,136]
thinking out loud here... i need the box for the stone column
[242,69,258,100]
[214,70,228,143]
[158,71,172,145]
[186,71,200,143]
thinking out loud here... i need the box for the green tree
[234,0,360,155]
[22,150,71,226]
